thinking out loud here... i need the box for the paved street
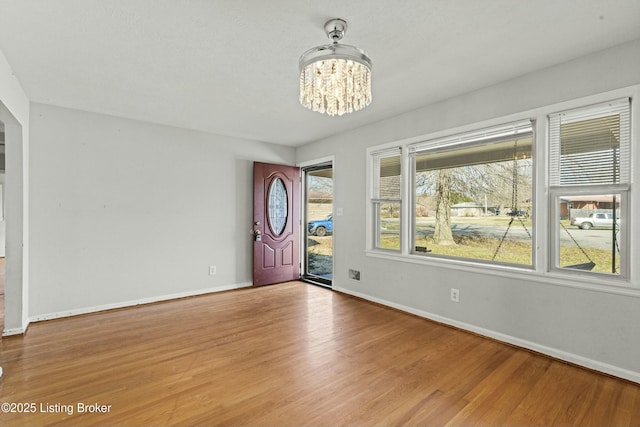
[410,220,619,251]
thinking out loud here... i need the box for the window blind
[409,120,533,155]
[371,147,401,200]
[408,120,533,172]
[549,98,630,186]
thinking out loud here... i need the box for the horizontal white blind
[549,98,630,186]
[371,147,401,199]
[409,120,533,155]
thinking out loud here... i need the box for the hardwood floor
[0,281,638,426]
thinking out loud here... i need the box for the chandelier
[299,18,372,116]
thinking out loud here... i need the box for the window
[409,120,534,266]
[371,148,401,251]
[366,92,635,288]
[549,99,630,278]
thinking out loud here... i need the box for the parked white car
[570,213,619,230]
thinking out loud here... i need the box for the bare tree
[308,176,333,194]
[433,169,455,245]
[417,158,533,245]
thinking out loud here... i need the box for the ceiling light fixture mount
[299,18,372,116]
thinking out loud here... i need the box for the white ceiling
[1,0,639,147]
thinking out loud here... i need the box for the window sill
[365,249,640,298]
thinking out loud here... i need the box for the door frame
[298,156,335,287]
[0,104,26,337]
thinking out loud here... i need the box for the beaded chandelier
[299,19,372,116]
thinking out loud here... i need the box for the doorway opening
[302,163,333,287]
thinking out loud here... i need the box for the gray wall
[0,47,29,334]
[296,39,640,381]
[28,104,295,318]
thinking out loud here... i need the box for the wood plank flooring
[0,281,639,426]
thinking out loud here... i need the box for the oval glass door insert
[268,177,288,235]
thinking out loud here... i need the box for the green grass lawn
[309,217,620,274]
[378,218,619,273]
[382,234,618,272]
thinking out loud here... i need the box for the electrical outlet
[450,288,460,303]
[209,265,217,276]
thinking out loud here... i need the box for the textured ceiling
[1,0,639,146]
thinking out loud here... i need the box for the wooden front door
[253,162,300,286]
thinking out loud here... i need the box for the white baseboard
[334,285,640,384]
[3,317,31,337]
[28,282,253,324]
[3,326,27,336]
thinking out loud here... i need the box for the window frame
[408,119,536,268]
[549,185,629,279]
[368,146,403,252]
[365,86,638,293]
[547,98,631,280]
